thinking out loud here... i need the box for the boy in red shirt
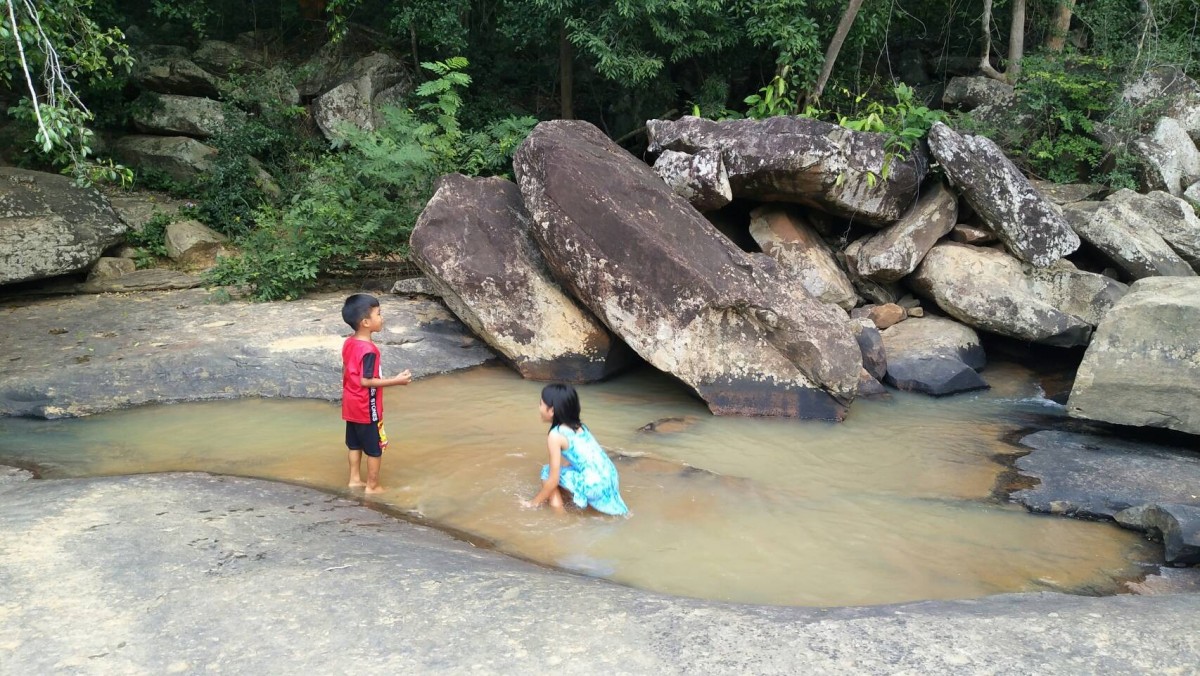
[341,294,412,493]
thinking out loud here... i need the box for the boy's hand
[396,369,412,385]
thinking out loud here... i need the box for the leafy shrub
[961,55,1127,185]
[207,57,537,301]
[125,211,174,267]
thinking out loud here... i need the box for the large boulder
[1067,277,1200,436]
[748,205,859,310]
[312,53,411,141]
[926,122,1080,267]
[515,120,863,419]
[133,57,221,98]
[0,168,128,285]
[646,116,928,226]
[1106,189,1200,271]
[410,174,629,382]
[131,94,226,138]
[845,180,958,282]
[880,316,987,396]
[1122,66,1200,144]
[652,149,732,212]
[1062,191,1197,279]
[941,76,1014,112]
[1130,117,1200,196]
[191,40,261,76]
[910,242,1126,346]
[112,135,216,184]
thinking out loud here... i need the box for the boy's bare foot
[348,481,366,489]
[364,485,385,494]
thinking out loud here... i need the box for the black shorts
[345,421,388,457]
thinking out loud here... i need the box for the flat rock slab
[1,470,1198,673]
[0,288,494,418]
[1013,430,1200,518]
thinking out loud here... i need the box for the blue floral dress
[540,424,629,516]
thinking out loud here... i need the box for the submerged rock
[410,174,628,382]
[1014,430,1200,520]
[515,120,862,419]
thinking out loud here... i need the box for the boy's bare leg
[365,455,383,493]
[347,449,365,488]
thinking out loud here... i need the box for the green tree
[1,0,132,181]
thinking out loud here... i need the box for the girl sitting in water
[522,383,629,516]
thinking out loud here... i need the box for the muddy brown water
[0,362,1157,607]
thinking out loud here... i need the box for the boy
[341,293,412,493]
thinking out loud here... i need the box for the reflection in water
[0,363,1155,606]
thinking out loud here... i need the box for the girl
[523,383,629,516]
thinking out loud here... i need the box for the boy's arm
[361,369,412,388]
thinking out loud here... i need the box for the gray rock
[133,57,221,98]
[749,205,859,310]
[1068,277,1200,436]
[1122,65,1200,144]
[132,94,226,138]
[515,120,862,419]
[0,290,493,418]
[1063,192,1195,280]
[0,168,128,286]
[846,181,957,282]
[192,39,261,76]
[850,318,887,382]
[77,268,203,294]
[1130,117,1200,196]
[1106,189,1200,271]
[87,257,136,281]
[880,316,987,396]
[1014,430,1200,519]
[949,223,997,245]
[942,76,1014,111]
[927,122,1080,268]
[1139,504,1200,564]
[410,173,628,382]
[910,242,1125,346]
[2,471,1198,674]
[312,53,412,141]
[164,219,228,264]
[652,149,732,212]
[647,115,928,226]
[112,135,217,184]
[390,276,439,297]
[1029,179,1107,205]
[107,195,187,231]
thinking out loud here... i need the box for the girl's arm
[526,432,565,507]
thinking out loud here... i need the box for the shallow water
[0,362,1156,607]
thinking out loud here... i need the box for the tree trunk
[559,23,574,120]
[1044,0,1076,52]
[1006,0,1027,82]
[809,0,865,105]
[980,0,1026,85]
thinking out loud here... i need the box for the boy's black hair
[541,383,582,432]
[342,293,380,330]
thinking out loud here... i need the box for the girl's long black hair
[541,383,582,432]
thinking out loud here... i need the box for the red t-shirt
[342,337,383,423]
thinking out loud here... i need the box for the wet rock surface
[2,469,1198,674]
[1012,430,1200,519]
[0,288,494,418]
